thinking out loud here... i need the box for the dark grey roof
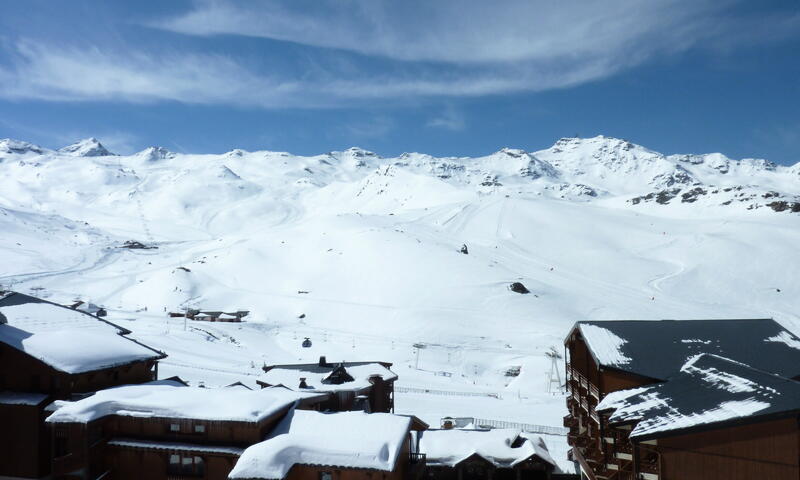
[597,354,800,440]
[572,319,800,380]
[262,360,393,373]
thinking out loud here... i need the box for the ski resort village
[1,133,799,480]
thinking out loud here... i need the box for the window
[169,423,181,432]
[320,472,333,480]
[194,424,206,433]
[168,454,204,476]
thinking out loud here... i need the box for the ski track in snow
[2,136,800,474]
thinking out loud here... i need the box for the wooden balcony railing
[563,415,578,428]
[589,383,599,400]
[409,452,426,464]
[52,452,86,476]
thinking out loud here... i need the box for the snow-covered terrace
[229,410,412,479]
[0,292,163,374]
[46,381,327,424]
[259,361,397,393]
[418,428,556,469]
[596,353,800,440]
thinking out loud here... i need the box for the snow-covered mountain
[58,137,116,157]
[0,135,798,470]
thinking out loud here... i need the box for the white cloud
[0,39,628,107]
[0,41,305,108]
[427,106,465,131]
[154,0,734,64]
[339,116,394,140]
[0,1,796,109]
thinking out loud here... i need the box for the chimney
[299,377,309,389]
[318,356,328,367]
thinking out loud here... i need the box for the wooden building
[563,319,800,480]
[258,357,397,413]
[45,380,330,480]
[173,309,250,322]
[418,428,557,480]
[228,410,427,480]
[0,291,165,480]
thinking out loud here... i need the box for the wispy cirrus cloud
[0,39,629,108]
[0,1,797,109]
[427,106,466,131]
[153,0,734,64]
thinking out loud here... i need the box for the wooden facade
[258,362,396,414]
[423,454,553,480]
[49,395,332,480]
[0,399,52,479]
[0,342,160,480]
[564,330,656,480]
[0,341,159,396]
[276,441,424,480]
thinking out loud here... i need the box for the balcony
[406,453,427,480]
[563,415,578,428]
[52,452,86,477]
[409,452,426,464]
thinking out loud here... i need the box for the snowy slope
[0,135,799,472]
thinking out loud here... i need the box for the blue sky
[0,0,798,164]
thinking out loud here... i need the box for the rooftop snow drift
[229,410,411,479]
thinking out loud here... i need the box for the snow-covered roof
[0,391,50,406]
[572,319,800,380]
[418,429,555,468]
[0,292,163,374]
[45,382,326,424]
[597,354,800,440]
[229,410,411,479]
[108,438,244,456]
[260,361,397,393]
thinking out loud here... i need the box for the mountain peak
[0,138,46,156]
[137,146,176,161]
[59,138,115,157]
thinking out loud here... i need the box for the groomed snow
[260,363,397,392]
[0,300,161,374]
[578,324,632,366]
[2,135,800,475]
[229,410,411,479]
[45,382,325,424]
[419,428,554,468]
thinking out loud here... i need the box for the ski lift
[302,337,312,348]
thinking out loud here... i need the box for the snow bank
[260,363,397,393]
[419,428,552,468]
[229,410,411,479]
[578,324,631,366]
[46,383,323,424]
[764,331,800,350]
[0,298,161,374]
[108,438,244,455]
[600,354,790,439]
